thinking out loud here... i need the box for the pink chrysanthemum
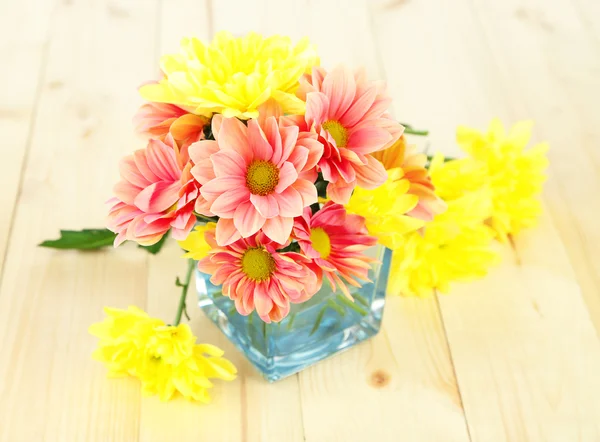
[293,201,377,298]
[133,101,208,148]
[298,66,404,203]
[190,115,323,246]
[198,231,318,322]
[107,136,198,246]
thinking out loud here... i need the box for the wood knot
[368,370,391,388]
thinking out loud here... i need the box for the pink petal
[347,126,393,154]
[327,180,355,204]
[275,187,304,217]
[250,194,279,218]
[292,179,318,207]
[234,201,266,238]
[339,85,377,127]
[262,216,293,244]
[286,145,309,173]
[200,176,246,201]
[305,92,329,129]
[354,155,388,189]
[113,180,141,205]
[247,119,273,161]
[254,283,274,322]
[296,134,324,172]
[189,140,219,164]
[133,149,160,183]
[146,139,181,181]
[215,218,242,246]
[119,156,148,188]
[274,162,298,193]
[276,124,300,166]
[190,159,217,185]
[321,66,356,118]
[262,117,282,164]
[211,149,247,178]
[134,181,180,212]
[211,114,223,138]
[218,117,251,163]
[211,187,251,218]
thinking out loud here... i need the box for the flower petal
[234,201,266,238]
[211,149,247,178]
[200,176,246,201]
[250,194,279,218]
[274,162,298,193]
[262,216,293,244]
[347,126,393,154]
[215,218,242,246]
[218,117,251,162]
[211,187,250,218]
[292,179,318,207]
[247,119,273,161]
[134,181,181,212]
[305,92,329,129]
[321,66,356,118]
[276,186,304,217]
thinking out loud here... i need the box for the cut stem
[404,127,429,136]
[173,259,195,326]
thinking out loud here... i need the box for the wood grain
[1,0,600,440]
[0,0,56,274]
[371,0,600,440]
[0,0,158,440]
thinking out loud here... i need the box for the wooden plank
[440,215,600,441]
[288,1,470,441]
[372,0,600,439]
[468,0,600,336]
[0,1,159,441]
[138,2,306,441]
[0,0,56,274]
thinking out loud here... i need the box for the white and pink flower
[293,201,377,298]
[197,231,318,322]
[298,66,404,203]
[107,136,198,246]
[190,116,323,246]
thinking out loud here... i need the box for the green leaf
[138,234,168,255]
[354,293,369,307]
[38,229,116,250]
[336,294,368,316]
[309,306,328,336]
[327,299,346,316]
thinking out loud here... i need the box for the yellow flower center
[322,120,349,148]
[309,227,332,259]
[246,160,280,195]
[241,247,276,281]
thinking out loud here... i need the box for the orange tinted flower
[373,135,446,221]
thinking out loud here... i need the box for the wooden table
[2,0,600,440]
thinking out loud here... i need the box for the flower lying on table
[40,31,549,401]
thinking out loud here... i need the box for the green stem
[404,127,429,136]
[173,259,195,326]
[194,213,218,224]
[426,155,456,163]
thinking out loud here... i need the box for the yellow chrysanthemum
[89,306,236,403]
[457,119,549,241]
[139,32,319,119]
[345,168,425,250]
[178,223,216,260]
[388,155,499,297]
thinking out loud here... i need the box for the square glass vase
[196,245,392,382]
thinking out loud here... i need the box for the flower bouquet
[42,32,548,401]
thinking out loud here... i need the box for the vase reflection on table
[196,245,392,382]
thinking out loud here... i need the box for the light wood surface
[1,0,599,441]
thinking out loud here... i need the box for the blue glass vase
[196,245,392,382]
